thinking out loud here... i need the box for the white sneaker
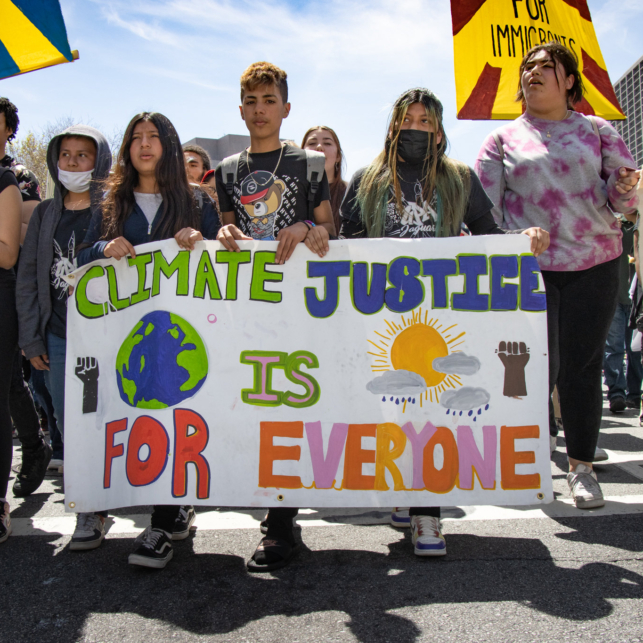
[390,508,410,528]
[48,458,64,470]
[0,501,11,544]
[550,435,556,456]
[70,513,105,550]
[567,464,605,509]
[593,446,608,462]
[410,516,446,556]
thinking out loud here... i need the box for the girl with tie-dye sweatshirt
[475,42,640,512]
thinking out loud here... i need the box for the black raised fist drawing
[496,341,530,398]
[75,357,99,414]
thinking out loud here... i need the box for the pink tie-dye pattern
[474,112,639,272]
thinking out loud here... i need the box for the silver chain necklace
[245,143,285,183]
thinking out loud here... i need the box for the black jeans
[151,505,182,533]
[9,348,42,452]
[409,507,440,518]
[543,258,619,462]
[0,282,18,498]
[30,368,63,459]
[265,507,298,541]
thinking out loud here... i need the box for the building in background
[612,55,642,168]
[183,134,251,168]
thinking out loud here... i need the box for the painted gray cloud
[432,353,481,376]
[440,387,490,410]
[366,370,427,395]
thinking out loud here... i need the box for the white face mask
[57,165,94,193]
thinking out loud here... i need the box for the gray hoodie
[16,125,112,359]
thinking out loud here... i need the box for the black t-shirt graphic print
[49,206,93,338]
[215,145,330,241]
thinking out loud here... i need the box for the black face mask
[397,130,434,164]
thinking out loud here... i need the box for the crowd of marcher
[0,42,640,572]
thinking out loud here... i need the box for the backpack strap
[492,131,504,161]
[221,152,243,196]
[588,115,602,153]
[304,149,326,219]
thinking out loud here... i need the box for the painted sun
[368,307,465,410]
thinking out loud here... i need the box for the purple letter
[456,425,497,490]
[305,422,349,488]
[401,421,437,489]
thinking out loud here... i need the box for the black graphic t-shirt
[215,145,330,240]
[340,163,496,239]
[48,207,93,338]
[0,154,40,203]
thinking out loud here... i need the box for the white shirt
[134,192,163,225]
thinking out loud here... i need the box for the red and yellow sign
[451,0,624,120]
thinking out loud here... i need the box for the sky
[2,0,643,178]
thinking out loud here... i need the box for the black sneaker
[626,397,641,411]
[172,506,196,541]
[609,397,626,414]
[13,441,52,497]
[128,527,173,569]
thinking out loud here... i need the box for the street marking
[9,494,643,537]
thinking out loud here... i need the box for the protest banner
[63,236,553,513]
[451,0,624,120]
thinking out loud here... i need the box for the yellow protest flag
[451,0,624,120]
[0,0,77,80]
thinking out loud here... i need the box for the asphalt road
[2,395,643,642]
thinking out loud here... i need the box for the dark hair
[301,126,347,231]
[240,62,288,103]
[516,42,584,106]
[101,112,200,241]
[0,97,19,141]
[183,144,211,173]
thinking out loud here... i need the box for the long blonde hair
[357,88,469,238]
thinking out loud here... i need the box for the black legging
[0,280,18,499]
[543,258,619,462]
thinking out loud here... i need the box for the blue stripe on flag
[0,38,20,79]
[11,0,73,60]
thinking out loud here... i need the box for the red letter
[259,421,303,489]
[126,416,169,487]
[104,418,127,488]
[173,409,211,499]
[343,424,376,490]
[500,424,540,490]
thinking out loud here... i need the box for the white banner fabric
[63,236,553,513]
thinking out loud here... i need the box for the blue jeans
[603,302,643,402]
[43,331,67,441]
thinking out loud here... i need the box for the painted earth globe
[116,311,208,409]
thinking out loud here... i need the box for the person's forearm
[221,210,236,226]
[0,241,18,269]
[318,221,335,238]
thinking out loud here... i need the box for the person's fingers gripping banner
[0,0,76,80]
[451,0,625,120]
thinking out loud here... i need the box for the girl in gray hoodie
[16,125,112,550]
